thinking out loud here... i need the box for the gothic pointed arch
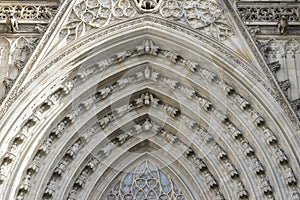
[0,1,299,200]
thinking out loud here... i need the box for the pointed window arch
[107,160,185,200]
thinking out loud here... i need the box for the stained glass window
[107,160,185,200]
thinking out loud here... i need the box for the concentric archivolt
[0,35,299,200]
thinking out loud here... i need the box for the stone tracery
[4,39,297,199]
[0,1,299,200]
[107,160,185,200]
[61,0,233,42]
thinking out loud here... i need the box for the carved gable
[0,1,299,200]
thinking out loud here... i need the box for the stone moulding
[3,39,298,198]
[0,0,298,133]
[236,2,300,25]
[63,0,233,41]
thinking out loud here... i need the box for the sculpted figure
[5,10,18,33]
[278,16,288,35]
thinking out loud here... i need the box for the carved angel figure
[5,10,18,33]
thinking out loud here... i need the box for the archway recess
[0,0,299,200]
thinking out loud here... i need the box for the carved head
[134,0,161,12]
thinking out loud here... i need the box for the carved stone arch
[90,150,203,200]
[0,10,299,200]
[8,79,286,200]
[263,38,284,60]
[285,39,300,55]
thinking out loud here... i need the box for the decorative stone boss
[134,0,161,11]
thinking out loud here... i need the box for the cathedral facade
[0,0,299,199]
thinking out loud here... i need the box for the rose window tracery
[107,160,185,200]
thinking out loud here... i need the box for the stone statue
[5,10,18,33]
[278,16,288,35]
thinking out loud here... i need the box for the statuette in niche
[116,76,135,88]
[98,114,113,129]
[214,144,227,160]
[67,189,77,200]
[66,141,82,159]
[234,95,250,110]
[241,139,254,156]
[160,130,178,143]
[250,110,264,126]
[219,80,234,95]
[163,104,179,117]
[5,10,18,33]
[182,115,197,129]
[183,60,198,72]
[87,156,100,171]
[54,158,68,176]
[180,86,195,99]
[227,123,242,139]
[179,142,193,157]
[216,190,225,200]
[51,120,68,138]
[61,81,75,95]
[252,157,265,175]
[136,66,160,81]
[116,50,134,62]
[162,50,179,63]
[135,93,159,107]
[75,169,89,187]
[263,127,277,145]
[136,39,159,55]
[278,16,288,35]
[44,179,56,197]
[96,86,113,99]
[192,155,207,171]
[28,154,41,173]
[205,172,217,188]
[275,147,288,165]
[101,142,115,157]
[162,77,178,89]
[198,97,212,111]
[20,173,31,192]
[285,167,297,186]
[260,176,272,195]
[237,181,248,198]
[225,160,239,178]
[291,188,300,200]
[3,77,15,94]
[213,109,228,123]
[117,131,132,144]
[0,161,9,183]
[114,104,132,117]
[200,68,216,82]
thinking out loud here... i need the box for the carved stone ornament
[135,0,162,12]
[62,0,234,41]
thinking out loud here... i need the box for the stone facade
[0,0,299,199]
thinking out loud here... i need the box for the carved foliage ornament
[62,0,233,41]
